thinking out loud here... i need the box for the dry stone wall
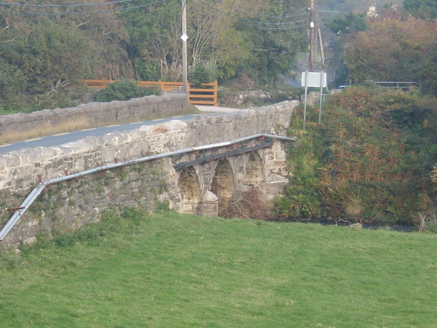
[0,100,298,248]
[0,93,189,138]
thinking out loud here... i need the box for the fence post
[213,80,218,106]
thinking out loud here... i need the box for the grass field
[1,209,436,327]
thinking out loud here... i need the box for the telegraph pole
[181,0,188,94]
[309,0,315,72]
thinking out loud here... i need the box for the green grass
[0,109,27,115]
[1,209,436,327]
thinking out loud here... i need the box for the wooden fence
[84,79,217,106]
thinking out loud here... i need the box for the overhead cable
[0,0,141,7]
[208,0,308,19]
[0,0,170,15]
[192,0,310,29]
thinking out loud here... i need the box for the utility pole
[318,28,325,70]
[309,0,315,72]
[181,0,188,94]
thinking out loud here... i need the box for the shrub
[134,58,160,81]
[95,79,160,102]
[275,87,437,224]
[188,60,218,88]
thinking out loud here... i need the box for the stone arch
[210,159,235,215]
[242,151,265,187]
[178,167,201,214]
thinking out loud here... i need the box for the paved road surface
[0,106,241,155]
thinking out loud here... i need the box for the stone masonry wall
[0,93,189,137]
[0,100,298,247]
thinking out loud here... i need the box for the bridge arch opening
[211,159,235,216]
[178,167,201,214]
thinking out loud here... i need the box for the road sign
[301,72,327,88]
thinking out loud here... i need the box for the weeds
[154,200,172,214]
[418,210,437,233]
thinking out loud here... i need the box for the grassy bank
[1,210,436,327]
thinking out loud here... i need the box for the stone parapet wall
[0,93,189,138]
[0,100,298,247]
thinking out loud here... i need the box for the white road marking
[106,124,121,127]
[152,119,162,121]
[130,122,143,124]
[25,137,43,142]
[53,133,69,136]
[81,128,97,131]
[0,143,12,148]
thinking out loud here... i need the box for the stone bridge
[173,134,292,218]
[0,96,298,248]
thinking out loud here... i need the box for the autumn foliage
[343,16,437,94]
[275,87,437,224]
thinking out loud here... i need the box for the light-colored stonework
[0,99,298,248]
[0,93,189,138]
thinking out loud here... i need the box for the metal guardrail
[374,81,420,92]
[84,79,218,106]
[0,133,295,242]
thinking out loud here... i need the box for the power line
[194,0,308,25]
[0,0,170,15]
[192,0,310,29]
[318,10,346,14]
[0,0,140,8]
[0,0,309,20]
[207,0,308,20]
[0,0,309,30]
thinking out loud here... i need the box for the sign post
[301,71,327,129]
[303,71,308,130]
[319,70,324,124]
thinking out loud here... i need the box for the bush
[134,58,160,81]
[275,87,437,224]
[95,79,160,102]
[0,60,27,111]
[188,60,218,88]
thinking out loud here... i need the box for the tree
[0,0,135,110]
[326,12,368,84]
[118,0,184,81]
[327,12,367,36]
[0,60,26,110]
[117,0,307,84]
[403,0,437,20]
[342,16,437,88]
[234,0,307,84]
[0,19,91,109]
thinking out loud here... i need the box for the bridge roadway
[0,106,237,155]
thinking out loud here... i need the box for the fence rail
[373,81,420,92]
[84,79,217,106]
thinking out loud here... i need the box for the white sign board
[301,72,327,88]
